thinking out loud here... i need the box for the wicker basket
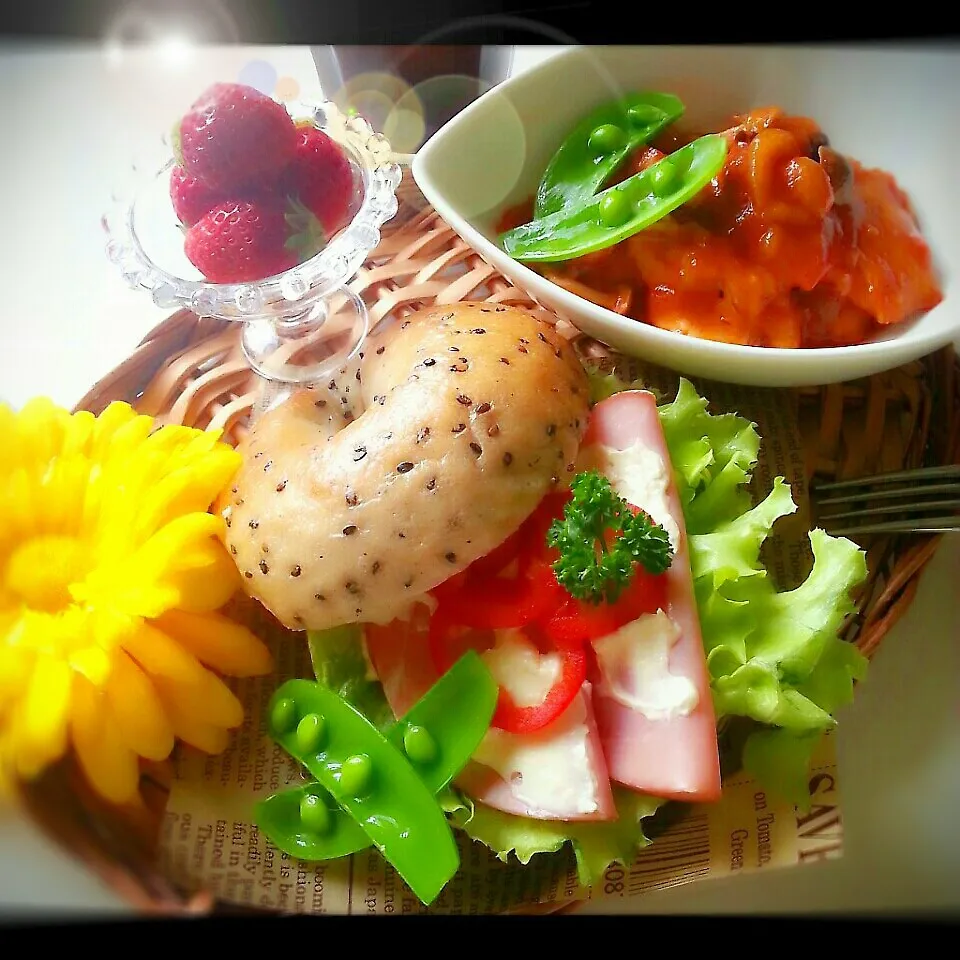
[17,182,960,916]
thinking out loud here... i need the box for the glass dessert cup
[102,99,403,414]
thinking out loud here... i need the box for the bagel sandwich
[219,302,869,901]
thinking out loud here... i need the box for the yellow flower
[0,398,273,805]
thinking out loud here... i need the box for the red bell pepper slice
[490,646,588,735]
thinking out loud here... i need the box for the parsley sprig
[546,470,673,606]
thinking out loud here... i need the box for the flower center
[5,536,91,613]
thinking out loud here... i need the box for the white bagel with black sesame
[220,303,590,631]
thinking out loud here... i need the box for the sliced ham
[364,619,617,820]
[576,390,722,803]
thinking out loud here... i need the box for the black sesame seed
[225,516,232,528]
[230,545,237,555]
[359,352,364,360]
[566,462,575,472]
[456,394,472,406]
[546,424,557,437]
[254,451,264,459]
[328,380,336,390]
[344,410,355,423]
[291,565,301,578]
[404,578,414,588]
[401,320,411,330]
[555,349,563,359]
[416,427,430,444]
[343,524,358,536]
[445,552,457,563]
[353,445,367,462]
[503,452,514,466]
[538,332,548,343]
[372,560,381,574]
[471,328,486,334]
[469,442,482,456]
[449,346,460,352]
[315,593,326,602]
[519,338,529,345]
[518,346,528,354]
[345,491,359,507]
[450,359,469,372]
[452,423,466,434]
[376,345,385,355]
[231,485,238,494]
[264,460,273,471]
[315,399,327,409]
[259,560,269,574]
[487,424,500,437]
[340,397,348,404]
[397,461,414,474]
[423,358,436,367]
[441,312,455,321]
[398,531,406,539]
[500,357,510,365]
[249,519,259,529]
[479,307,492,314]
[355,369,361,381]
[244,571,253,579]
[426,477,437,491]
[262,544,270,553]
[276,480,287,492]
[476,401,492,415]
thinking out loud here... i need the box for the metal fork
[812,464,960,537]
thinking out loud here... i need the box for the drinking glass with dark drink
[311,45,514,153]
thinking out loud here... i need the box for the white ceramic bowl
[412,45,960,387]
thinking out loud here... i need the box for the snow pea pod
[255,651,498,903]
[535,91,685,219]
[501,133,729,264]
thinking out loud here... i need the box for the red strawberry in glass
[282,125,358,237]
[169,165,226,227]
[184,196,326,284]
[173,82,298,191]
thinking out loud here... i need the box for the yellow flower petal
[61,410,96,459]
[161,545,241,614]
[132,450,241,543]
[120,621,208,686]
[71,676,140,805]
[105,651,174,761]
[19,655,72,774]
[155,689,229,755]
[153,667,244,730]
[152,609,273,677]
[88,402,140,461]
[68,645,114,687]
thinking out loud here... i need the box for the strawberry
[184,197,326,284]
[174,82,297,191]
[169,165,226,227]
[281,125,357,235]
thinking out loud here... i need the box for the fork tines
[812,464,960,536]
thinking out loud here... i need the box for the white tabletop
[0,43,957,919]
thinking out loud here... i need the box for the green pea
[500,134,729,264]
[339,754,373,798]
[587,123,626,155]
[299,793,332,835]
[271,696,297,734]
[599,191,630,227]
[627,102,663,127]
[296,712,326,753]
[403,724,438,765]
[534,92,685,220]
[650,158,677,196]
